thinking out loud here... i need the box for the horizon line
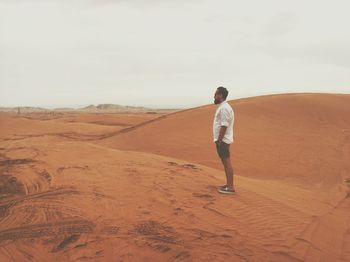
[1,91,349,110]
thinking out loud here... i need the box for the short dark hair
[217,86,228,100]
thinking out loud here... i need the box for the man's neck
[215,101,224,108]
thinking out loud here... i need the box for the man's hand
[217,126,227,143]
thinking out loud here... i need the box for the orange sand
[0,93,349,261]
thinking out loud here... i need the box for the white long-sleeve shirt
[213,100,234,144]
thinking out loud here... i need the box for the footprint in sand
[192,192,215,201]
[167,161,201,170]
[345,178,350,185]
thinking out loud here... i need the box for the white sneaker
[218,186,235,194]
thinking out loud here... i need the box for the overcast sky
[0,0,349,109]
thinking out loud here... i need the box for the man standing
[213,87,235,194]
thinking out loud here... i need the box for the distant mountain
[78,104,150,112]
[0,104,160,113]
[81,105,97,110]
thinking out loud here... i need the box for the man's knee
[222,157,232,167]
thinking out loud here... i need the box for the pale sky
[0,0,349,109]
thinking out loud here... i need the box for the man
[213,86,235,194]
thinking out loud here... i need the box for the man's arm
[217,107,230,143]
[217,126,227,143]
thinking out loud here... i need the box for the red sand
[0,93,349,261]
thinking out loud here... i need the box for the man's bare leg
[221,157,234,189]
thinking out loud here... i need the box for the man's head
[214,86,229,104]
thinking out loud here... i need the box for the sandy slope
[98,93,350,187]
[0,112,165,141]
[0,93,349,261]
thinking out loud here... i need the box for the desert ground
[0,93,349,261]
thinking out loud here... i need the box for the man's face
[214,90,222,104]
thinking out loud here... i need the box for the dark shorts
[215,141,230,159]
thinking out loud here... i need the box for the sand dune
[0,112,168,141]
[98,93,350,186]
[0,93,350,261]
